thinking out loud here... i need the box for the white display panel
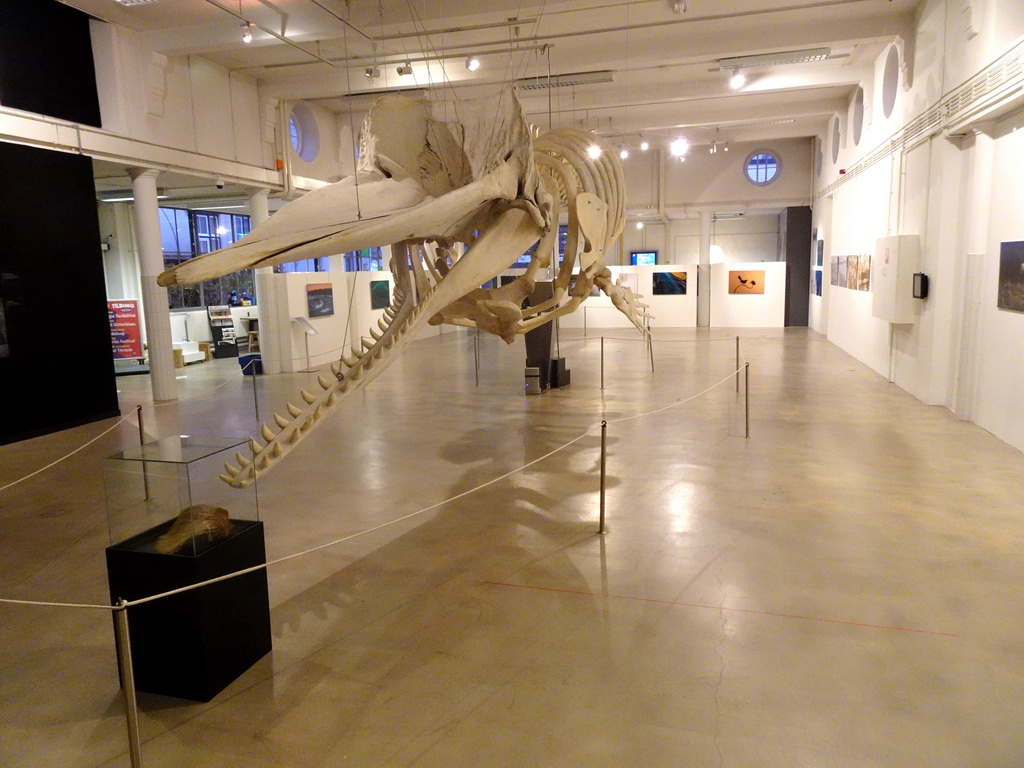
[871,235,920,324]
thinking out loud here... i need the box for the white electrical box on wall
[872,235,921,324]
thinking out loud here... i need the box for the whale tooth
[218,474,235,484]
[274,413,290,429]
[330,362,342,378]
[350,345,365,359]
[300,389,317,405]
[378,318,389,332]
[270,443,283,458]
[326,392,337,406]
[236,452,252,467]
[249,437,265,454]
[256,454,270,470]
[260,424,276,442]
[342,354,359,368]
[361,337,374,351]
[286,402,302,418]
[370,326,383,340]
[223,463,240,476]
[317,375,332,390]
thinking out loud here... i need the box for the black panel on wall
[0,143,120,444]
[0,0,102,127]
[780,206,812,327]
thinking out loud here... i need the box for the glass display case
[103,435,257,556]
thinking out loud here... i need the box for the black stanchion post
[136,405,150,501]
[598,420,608,534]
[250,360,260,422]
[647,319,654,373]
[114,600,145,768]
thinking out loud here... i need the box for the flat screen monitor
[631,251,657,266]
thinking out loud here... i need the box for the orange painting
[729,270,765,294]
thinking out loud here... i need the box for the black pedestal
[105,519,272,702]
[549,357,571,388]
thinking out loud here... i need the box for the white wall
[811,0,1024,452]
[558,265,698,330]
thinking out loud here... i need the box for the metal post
[735,336,740,393]
[136,406,150,501]
[647,318,654,373]
[600,336,605,391]
[114,600,145,768]
[251,360,260,422]
[598,420,608,534]
[584,307,588,337]
[744,362,750,439]
[474,334,480,387]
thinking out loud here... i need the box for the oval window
[745,150,781,186]
[288,103,320,163]
[831,117,841,164]
[852,86,865,145]
[882,45,900,119]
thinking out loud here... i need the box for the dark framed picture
[997,240,1024,313]
[370,280,390,310]
[306,283,334,317]
[652,271,687,295]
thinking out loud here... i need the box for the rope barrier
[0,361,746,612]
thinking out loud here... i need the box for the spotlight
[636,221,644,230]
[729,70,746,89]
[466,56,480,72]
[365,66,380,79]
[670,137,689,157]
[241,22,252,43]
[640,140,649,151]
[587,144,602,159]
[397,62,413,76]
[620,147,629,160]
[671,1,686,13]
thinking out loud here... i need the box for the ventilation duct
[516,70,614,91]
[718,48,830,69]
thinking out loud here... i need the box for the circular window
[288,103,320,163]
[815,138,823,177]
[852,86,865,145]
[745,150,781,186]
[831,117,841,164]
[882,44,900,119]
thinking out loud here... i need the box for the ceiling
[69,0,923,204]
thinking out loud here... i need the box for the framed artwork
[370,280,390,310]
[729,270,765,294]
[814,270,822,297]
[306,283,334,317]
[856,255,871,291]
[847,255,859,288]
[997,240,1024,313]
[816,239,824,267]
[837,257,848,289]
[830,256,839,286]
[652,271,687,295]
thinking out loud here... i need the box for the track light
[365,66,380,79]
[397,62,413,76]
[671,0,686,13]
[636,221,644,230]
[729,70,746,89]
[241,22,252,43]
[620,147,629,160]
[587,144,602,160]
[640,140,649,151]
[466,56,480,72]
[670,138,689,157]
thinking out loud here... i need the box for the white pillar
[129,168,176,402]
[697,209,712,327]
[248,188,286,374]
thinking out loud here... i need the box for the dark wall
[0,143,120,443]
[0,0,102,127]
[780,206,812,327]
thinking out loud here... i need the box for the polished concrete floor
[1,326,1023,767]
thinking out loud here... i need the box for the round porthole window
[852,86,865,145]
[882,44,900,119]
[745,150,781,186]
[831,117,841,164]
[288,103,320,163]
[815,138,823,178]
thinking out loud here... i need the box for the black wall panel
[780,206,812,327]
[0,143,120,443]
[0,0,102,127]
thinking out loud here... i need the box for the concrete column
[129,168,176,402]
[697,209,712,327]
[248,188,286,374]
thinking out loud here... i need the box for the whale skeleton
[158,89,649,488]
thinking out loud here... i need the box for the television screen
[631,251,657,265]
